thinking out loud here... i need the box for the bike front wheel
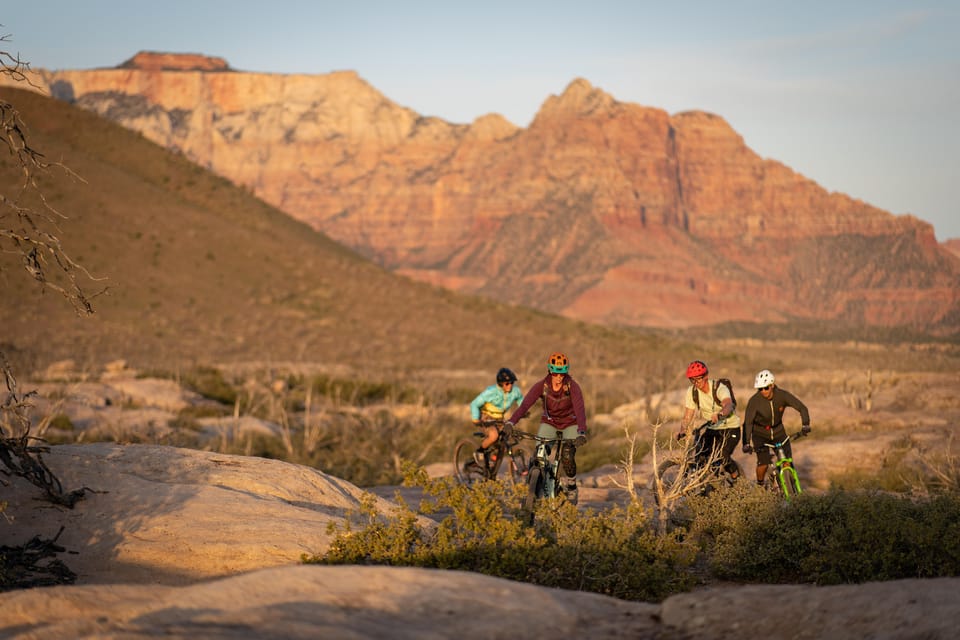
[652,458,683,507]
[521,465,543,524]
[506,446,530,485]
[777,466,802,500]
[453,439,485,485]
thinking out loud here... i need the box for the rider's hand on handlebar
[742,443,753,454]
[573,434,587,448]
[676,431,686,441]
[801,424,811,435]
[501,421,514,437]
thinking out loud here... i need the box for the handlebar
[763,430,807,449]
[678,421,715,441]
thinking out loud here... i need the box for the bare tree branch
[2,33,105,314]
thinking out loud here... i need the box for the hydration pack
[693,378,737,411]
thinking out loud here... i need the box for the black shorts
[751,425,792,466]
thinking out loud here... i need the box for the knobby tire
[521,465,543,525]
[453,438,484,485]
[778,466,802,499]
[653,458,682,507]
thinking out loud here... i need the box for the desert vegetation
[308,461,960,602]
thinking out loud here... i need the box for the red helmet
[686,360,708,379]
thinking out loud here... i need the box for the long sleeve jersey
[742,387,810,443]
[469,384,524,421]
[508,373,587,433]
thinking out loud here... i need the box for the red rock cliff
[12,61,959,333]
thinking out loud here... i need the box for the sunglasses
[690,375,705,383]
[761,384,774,391]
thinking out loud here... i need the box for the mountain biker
[677,360,741,479]
[503,352,587,505]
[468,367,524,468]
[742,369,811,485]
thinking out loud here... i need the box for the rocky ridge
[10,53,960,333]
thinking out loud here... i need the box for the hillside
[12,53,960,336]
[0,86,686,378]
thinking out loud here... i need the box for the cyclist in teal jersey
[469,367,523,465]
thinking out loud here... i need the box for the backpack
[693,378,737,411]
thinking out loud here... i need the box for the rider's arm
[509,386,524,409]
[780,388,811,427]
[507,376,546,424]
[715,385,734,422]
[469,387,489,422]
[742,398,757,444]
[569,379,587,435]
[679,387,697,435]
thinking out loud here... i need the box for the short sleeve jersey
[684,381,741,430]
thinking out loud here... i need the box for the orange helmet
[547,352,569,374]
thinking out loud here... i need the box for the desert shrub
[309,374,420,406]
[689,487,960,585]
[181,366,237,405]
[308,464,695,602]
[176,404,231,419]
[47,413,75,431]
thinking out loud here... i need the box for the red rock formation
[10,61,960,334]
[119,51,230,72]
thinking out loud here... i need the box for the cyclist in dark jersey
[742,369,811,485]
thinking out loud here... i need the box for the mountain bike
[651,421,742,507]
[762,430,806,500]
[453,420,529,486]
[515,429,575,525]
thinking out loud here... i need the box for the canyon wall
[12,52,959,332]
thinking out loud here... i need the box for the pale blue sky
[4,1,958,240]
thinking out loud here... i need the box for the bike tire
[507,447,529,485]
[652,458,682,507]
[522,465,543,520]
[778,467,802,500]
[453,439,484,485]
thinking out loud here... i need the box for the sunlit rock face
[16,55,960,333]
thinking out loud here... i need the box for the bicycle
[651,421,742,507]
[514,429,575,524]
[453,420,530,486]
[761,430,806,500]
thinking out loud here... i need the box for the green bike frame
[765,432,805,500]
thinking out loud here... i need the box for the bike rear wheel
[453,439,485,485]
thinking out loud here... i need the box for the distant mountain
[0,86,675,375]
[10,52,960,336]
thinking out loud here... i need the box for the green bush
[48,413,75,431]
[306,464,695,602]
[688,486,960,585]
[309,374,421,406]
[181,366,237,405]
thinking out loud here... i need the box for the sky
[4,1,958,241]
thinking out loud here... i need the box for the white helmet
[754,369,775,389]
